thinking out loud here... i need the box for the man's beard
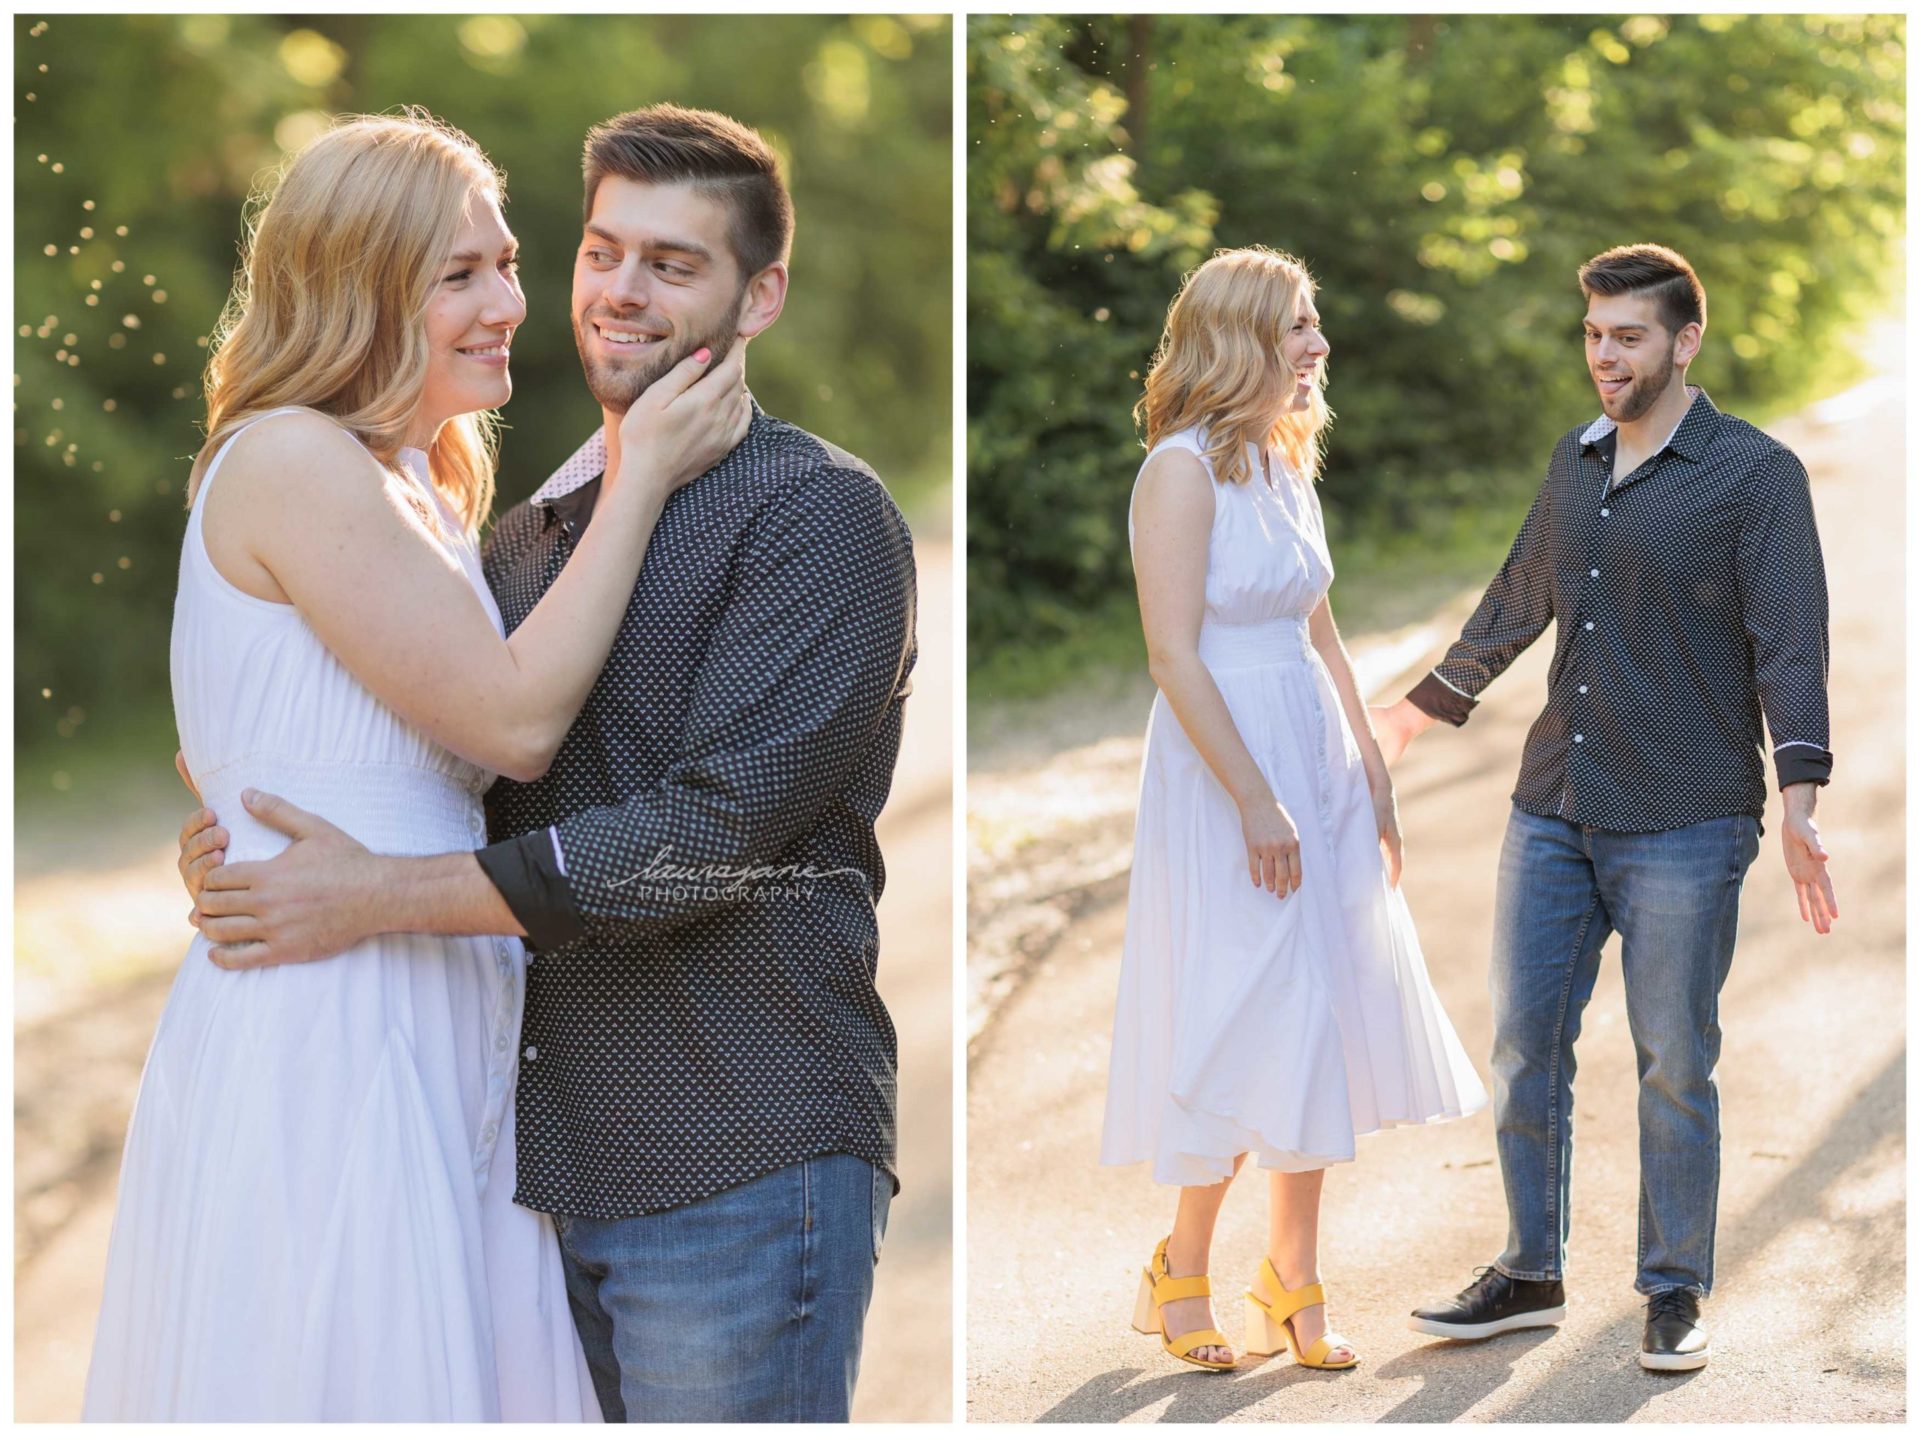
[572,300,743,413]
[1603,338,1676,423]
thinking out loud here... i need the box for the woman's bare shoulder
[215,409,384,495]
[1134,444,1215,517]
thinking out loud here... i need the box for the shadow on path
[1038,1351,1364,1424]
[1375,1044,1903,1423]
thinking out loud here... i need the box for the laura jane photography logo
[606,845,867,903]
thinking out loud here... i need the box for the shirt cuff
[1774,744,1833,790]
[1406,669,1477,727]
[474,828,585,955]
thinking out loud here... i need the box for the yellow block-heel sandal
[1130,1237,1237,1371]
[1245,1257,1359,1369]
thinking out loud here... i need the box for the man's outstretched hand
[184,789,382,969]
[1368,698,1436,769]
[1781,782,1838,936]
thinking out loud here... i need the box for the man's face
[1583,292,1683,425]
[571,177,747,412]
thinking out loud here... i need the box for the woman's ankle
[1165,1234,1212,1275]
[1265,1255,1322,1292]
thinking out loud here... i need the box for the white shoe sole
[1406,1305,1567,1341]
[1639,1346,1709,1372]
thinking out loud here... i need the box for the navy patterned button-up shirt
[1407,388,1831,833]
[475,406,916,1218]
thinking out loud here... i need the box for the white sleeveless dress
[1100,427,1488,1187]
[83,410,600,1421]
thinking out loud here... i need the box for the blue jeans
[551,1155,890,1422]
[1489,806,1759,1297]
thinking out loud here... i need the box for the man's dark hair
[1578,244,1706,337]
[583,104,793,278]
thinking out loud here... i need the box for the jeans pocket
[870,1165,893,1264]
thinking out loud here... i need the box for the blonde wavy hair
[1134,246,1331,487]
[189,110,504,534]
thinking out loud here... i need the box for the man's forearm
[369,851,527,940]
[1783,781,1819,822]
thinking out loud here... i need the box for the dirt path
[13,542,954,1424]
[965,339,1905,1423]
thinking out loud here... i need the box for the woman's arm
[202,348,747,782]
[1309,593,1403,883]
[1132,448,1303,898]
[1308,594,1387,783]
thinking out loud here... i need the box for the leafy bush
[15,14,952,754]
[968,14,1905,677]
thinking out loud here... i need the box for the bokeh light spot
[279,28,348,87]
[273,109,331,155]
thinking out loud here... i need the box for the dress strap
[1129,427,1221,553]
[191,406,333,513]
[1144,427,1210,468]
[184,406,363,613]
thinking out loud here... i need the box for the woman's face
[413,191,526,445]
[1281,292,1329,412]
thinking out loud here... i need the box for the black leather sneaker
[1408,1265,1568,1340]
[1639,1288,1709,1371]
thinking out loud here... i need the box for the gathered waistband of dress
[1197,616,1314,671]
[195,755,490,855]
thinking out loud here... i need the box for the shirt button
[481,1123,497,1142]
[1600,507,1610,517]
[1584,621,1594,631]
[1574,734,1585,743]
[495,1035,507,1052]
[524,1045,539,1061]
[1579,684,1589,694]
[1590,568,1600,578]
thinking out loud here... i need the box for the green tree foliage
[968,13,1904,669]
[16,14,950,756]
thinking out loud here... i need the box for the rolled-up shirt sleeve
[475,825,583,954]
[1737,449,1832,789]
[1408,468,1558,726]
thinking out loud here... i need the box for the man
[177,105,916,1421]
[1371,244,1835,1373]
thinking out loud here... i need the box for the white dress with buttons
[83,410,600,1420]
[1100,426,1488,1186]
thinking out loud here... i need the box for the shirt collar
[530,393,766,511]
[531,427,607,507]
[1580,384,1717,461]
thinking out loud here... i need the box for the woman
[82,113,747,1419]
[1101,247,1487,1372]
